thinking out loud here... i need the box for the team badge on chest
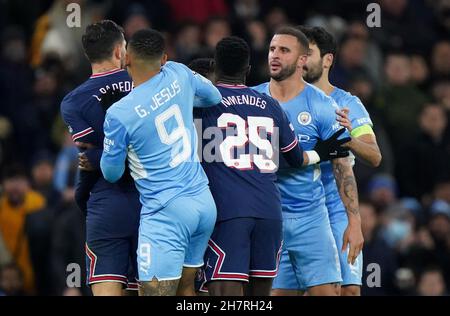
[298,112,312,125]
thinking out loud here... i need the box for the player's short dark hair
[274,26,309,54]
[188,58,215,78]
[128,29,165,61]
[214,36,250,77]
[297,26,337,59]
[82,20,124,63]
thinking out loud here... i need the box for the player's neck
[91,60,121,75]
[132,69,161,87]
[269,75,305,103]
[216,75,245,86]
[313,74,334,96]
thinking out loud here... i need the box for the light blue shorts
[330,212,363,286]
[137,188,217,281]
[273,205,342,290]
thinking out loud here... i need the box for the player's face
[268,34,304,81]
[303,43,324,84]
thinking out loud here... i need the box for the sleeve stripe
[281,138,298,153]
[72,127,94,141]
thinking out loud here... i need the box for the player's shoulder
[251,82,270,94]
[331,87,364,109]
[60,80,91,111]
[163,61,191,76]
[305,83,338,112]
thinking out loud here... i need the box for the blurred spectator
[50,184,86,296]
[0,233,12,266]
[347,75,395,192]
[264,7,289,34]
[410,55,431,90]
[231,0,261,21]
[360,201,398,295]
[245,20,269,85]
[430,0,450,38]
[31,151,61,209]
[397,103,450,200]
[174,21,203,64]
[431,40,450,78]
[431,77,450,110]
[0,165,46,294]
[203,17,231,56]
[345,21,383,85]
[329,35,372,89]
[165,0,228,24]
[374,52,429,155]
[370,0,437,54]
[122,3,151,40]
[416,267,448,296]
[30,0,103,82]
[0,263,25,296]
[367,174,399,212]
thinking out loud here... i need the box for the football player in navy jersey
[193,37,350,296]
[60,20,140,296]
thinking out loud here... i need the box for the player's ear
[160,53,168,66]
[298,54,307,69]
[324,53,334,70]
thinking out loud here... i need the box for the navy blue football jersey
[60,68,134,193]
[195,83,301,222]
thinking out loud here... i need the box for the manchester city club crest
[298,111,312,125]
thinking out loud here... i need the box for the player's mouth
[270,61,282,71]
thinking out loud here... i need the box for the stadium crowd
[1,0,450,296]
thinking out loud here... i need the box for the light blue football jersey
[100,61,222,214]
[321,87,373,220]
[252,82,347,217]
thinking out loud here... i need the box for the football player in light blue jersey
[253,26,361,296]
[100,29,222,296]
[300,26,382,296]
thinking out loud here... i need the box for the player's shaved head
[128,29,165,62]
[274,26,309,55]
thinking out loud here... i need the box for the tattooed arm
[332,157,364,265]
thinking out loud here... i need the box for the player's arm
[331,157,363,264]
[186,64,222,107]
[319,100,363,264]
[336,106,382,167]
[278,107,350,168]
[100,112,128,183]
[60,99,99,214]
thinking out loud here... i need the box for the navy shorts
[198,217,282,291]
[85,188,141,289]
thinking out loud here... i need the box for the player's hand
[75,141,95,150]
[342,220,364,265]
[313,128,351,162]
[100,90,127,112]
[78,152,94,171]
[336,108,352,132]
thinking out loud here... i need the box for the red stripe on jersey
[72,127,94,141]
[90,68,123,78]
[280,138,298,153]
[216,83,248,89]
